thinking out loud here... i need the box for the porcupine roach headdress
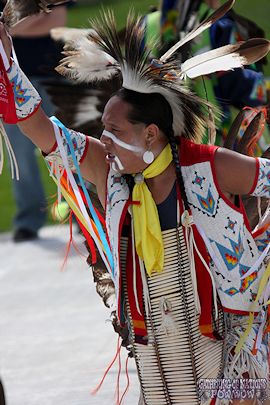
[56,0,270,142]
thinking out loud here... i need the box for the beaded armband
[6,59,42,121]
[250,157,270,198]
[44,124,89,172]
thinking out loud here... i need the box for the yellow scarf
[132,144,173,276]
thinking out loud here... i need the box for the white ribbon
[51,121,112,275]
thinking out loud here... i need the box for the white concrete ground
[0,225,139,405]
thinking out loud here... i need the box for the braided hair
[116,88,190,209]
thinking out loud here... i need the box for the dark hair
[116,88,190,210]
[116,88,174,136]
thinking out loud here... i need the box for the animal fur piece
[82,191,131,348]
[223,108,268,230]
[1,0,70,27]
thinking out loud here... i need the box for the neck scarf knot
[132,144,173,276]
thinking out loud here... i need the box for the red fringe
[91,337,121,396]
[115,343,122,404]
[119,356,130,405]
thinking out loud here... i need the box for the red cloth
[0,56,17,124]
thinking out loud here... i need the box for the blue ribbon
[50,116,114,276]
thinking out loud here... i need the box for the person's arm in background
[0,23,107,195]
[9,6,68,38]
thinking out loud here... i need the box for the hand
[0,22,12,62]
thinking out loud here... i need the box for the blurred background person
[190,0,269,145]
[142,0,269,146]
[0,1,74,242]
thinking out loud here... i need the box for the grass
[0,0,270,231]
[67,0,155,29]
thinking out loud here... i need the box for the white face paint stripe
[102,130,143,153]
[113,156,124,171]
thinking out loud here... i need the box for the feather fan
[223,109,246,150]
[224,108,268,231]
[1,0,70,27]
[180,39,270,78]
[236,111,264,155]
[160,0,235,62]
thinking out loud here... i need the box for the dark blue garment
[156,182,177,231]
[13,36,63,77]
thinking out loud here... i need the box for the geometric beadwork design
[238,264,251,277]
[239,271,257,294]
[224,287,239,296]
[251,158,270,198]
[256,230,270,252]
[7,60,41,120]
[225,217,237,233]
[193,187,216,215]
[11,73,31,107]
[214,233,244,271]
[192,171,205,189]
[239,264,258,294]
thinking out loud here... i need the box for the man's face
[100,96,150,174]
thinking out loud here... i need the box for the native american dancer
[0,1,270,404]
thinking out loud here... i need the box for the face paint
[102,130,143,153]
[112,156,124,172]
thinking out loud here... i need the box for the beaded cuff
[44,125,88,172]
[6,59,42,121]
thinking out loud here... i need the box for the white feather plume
[160,0,235,62]
[180,39,270,79]
[50,27,95,43]
[181,50,246,79]
[56,36,120,82]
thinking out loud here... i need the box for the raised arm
[17,108,107,194]
[0,22,108,201]
[10,6,68,37]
